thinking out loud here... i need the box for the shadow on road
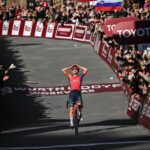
[0,37,49,131]
[81,118,137,127]
[0,118,137,136]
[8,43,42,47]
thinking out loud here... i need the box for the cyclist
[62,64,88,127]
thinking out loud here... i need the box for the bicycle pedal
[80,118,83,122]
[70,125,74,129]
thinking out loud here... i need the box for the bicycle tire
[73,104,79,136]
[74,114,78,136]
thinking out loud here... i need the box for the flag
[89,0,97,6]
[96,0,123,11]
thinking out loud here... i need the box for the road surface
[0,36,149,150]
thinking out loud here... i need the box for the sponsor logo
[3,25,8,30]
[103,17,138,37]
[73,26,86,41]
[113,20,150,45]
[13,25,19,31]
[116,28,150,38]
[56,25,73,38]
[36,26,42,32]
[129,99,140,111]
[47,27,53,33]
[25,25,31,31]
[106,24,116,32]
[2,83,122,96]
[75,29,85,34]
[58,28,71,32]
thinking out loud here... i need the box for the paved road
[0,37,150,150]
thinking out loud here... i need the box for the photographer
[0,65,9,95]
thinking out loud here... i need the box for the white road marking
[0,141,149,150]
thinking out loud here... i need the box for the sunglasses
[72,67,79,71]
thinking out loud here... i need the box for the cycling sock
[70,118,73,125]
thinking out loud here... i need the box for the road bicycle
[66,101,81,136]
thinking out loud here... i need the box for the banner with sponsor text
[113,20,150,45]
[73,25,87,42]
[55,23,74,40]
[103,17,138,37]
[2,83,122,96]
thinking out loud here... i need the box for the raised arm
[62,65,73,76]
[75,64,88,75]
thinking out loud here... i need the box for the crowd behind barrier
[0,1,150,130]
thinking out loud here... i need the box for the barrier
[127,93,143,120]
[73,25,87,42]
[55,23,74,40]
[139,96,150,129]
[0,19,149,130]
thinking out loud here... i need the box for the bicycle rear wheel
[74,115,78,136]
[73,103,80,135]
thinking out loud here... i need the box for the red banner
[139,96,150,129]
[55,24,74,40]
[113,20,150,45]
[103,17,138,37]
[73,25,87,41]
[127,93,143,119]
[85,28,91,42]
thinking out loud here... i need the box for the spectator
[0,65,9,95]
[144,0,150,9]
[40,0,48,8]
[0,7,3,19]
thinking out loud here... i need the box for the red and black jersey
[64,72,85,91]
